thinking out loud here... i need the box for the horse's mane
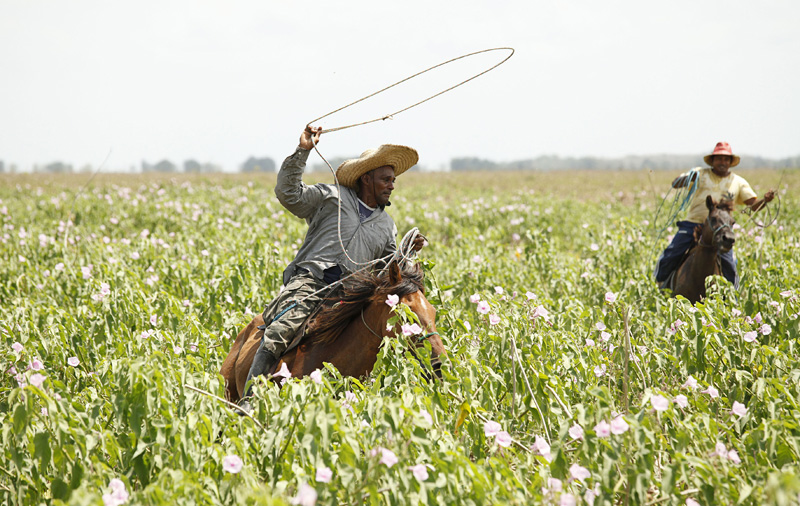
[716,199,735,213]
[305,263,425,346]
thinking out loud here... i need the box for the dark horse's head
[307,261,445,377]
[702,195,736,253]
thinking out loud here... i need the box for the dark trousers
[245,271,329,394]
[654,221,738,288]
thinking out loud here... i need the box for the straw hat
[335,144,418,189]
[703,142,740,167]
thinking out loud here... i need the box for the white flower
[222,454,243,474]
[682,376,698,390]
[568,423,584,440]
[315,465,332,483]
[604,292,617,303]
[67,357,79,367]
[483,420,501,437]
[651,394,669,412]
[289,483,317,506]
[495,431,512,447]
[309,369,323,384]
[385,294,399,307]
[701,386,719,399]
[743,331,758,343]
[674,394,688,408]
[731,401,747,418]
[610,416,629,435]
[569,463,591,482]
[408,463,429,481]
[274,362,292,380]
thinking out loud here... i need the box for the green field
[2,168,799,505]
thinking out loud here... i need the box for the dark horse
[220,262,446,403]
[671,195,737,303]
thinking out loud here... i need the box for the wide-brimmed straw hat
[703,141,740,167]
[335,144,418,189]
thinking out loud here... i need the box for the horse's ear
[389,261,402,285]
[706,195,716,210]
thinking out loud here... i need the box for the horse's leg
[220,315,264,403]
[220,318,256,403]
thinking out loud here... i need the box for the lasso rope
[308,47,514,134]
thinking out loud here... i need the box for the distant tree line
[451,154,800,171]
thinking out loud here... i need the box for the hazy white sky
[1,0,798,171]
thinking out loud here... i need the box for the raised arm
[274,125,329,219]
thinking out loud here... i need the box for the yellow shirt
[682,167,757,223]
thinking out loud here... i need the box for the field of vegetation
[1,168,799,505]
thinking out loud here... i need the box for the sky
[1,0,798,172]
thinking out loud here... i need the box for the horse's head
[382,262,446,374]
[704,195,736,253]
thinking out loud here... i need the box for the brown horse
[220,262,445,403]
[671,195,736,303]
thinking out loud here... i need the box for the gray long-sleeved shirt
[275,147,398,285]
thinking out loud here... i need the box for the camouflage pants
[246,271,330,388]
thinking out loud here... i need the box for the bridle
[360,307,440,342]
[698,214,732,249]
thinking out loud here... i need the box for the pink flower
[488,315,501,326]
[484,420,501,437]
[674,394,688,408]
[150,314,158,326]
[594,421,611,437]
[341,391,357,410]
[419,409,433,424]
[102,478,129,506]
[315,465,332,483]
[731,308,742,317]
[67,357,79,367]
[385,294,399,307]
[715,442,727,458]
[701,386,719,399]
[408,463,429,481]
[590,243,600,251]
[568,423,584,440]
[476,301,490,314]
[494,286,504,295]
[780,290,792,298]
[30,358,44,371]
[569,463,591,482]
[668,319,685,335]
[495,431,512,448]
[546,477,563,493]
[682,376,698,390]
[29,373,46,388]
[531,306,549,319]
[610,416,629,435]
[731,401,747,418]
[743,331,758,343]
[594,364,606,377]
[599,331,611,342]
[759,324,772,335]
[222,454,243,474]
[686,499,700,506]
[604,292,617,304]
[531,435,551,460]
[290,483,317,506]
[595,322,606,331]
[525,291,536,300]
[727,449,741,464]
[400,323,421,336]
[585,338,595,346]
[309,370,323,384]
[651,395,669,412]
[12,342,23,353]
[274,362,292,380]
[378,448,398,467]
[560,493,577,506]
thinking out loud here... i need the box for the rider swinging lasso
[238,125,424,411]
[654,141,775,290]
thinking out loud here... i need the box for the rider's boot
[235,349,278,416]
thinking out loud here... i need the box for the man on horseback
[239,125,423,411]
[654,141,775,290]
